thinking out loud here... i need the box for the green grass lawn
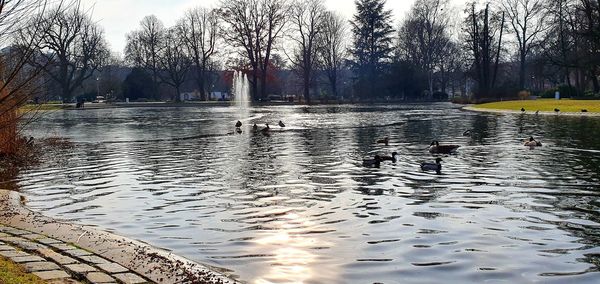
[475,99,600,113]
[0,257,46,284]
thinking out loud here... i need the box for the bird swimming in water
[524,136,542,147]
[582,109,588,113]
[278,120,285,127]
[363,155,382,168]
[521,107,525,112]
[428,141,460,154]
[261,123,270,135]
[236,128,242,134]
[235,121,242,128]
[377,137,390,146]
[554,108,560,114]
[421,158,443,174]
[463,130,472,136]
[253,123,258,132]
[380,152,398,163]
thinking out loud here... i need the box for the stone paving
[0,189,235,284]
[0,225,149,284]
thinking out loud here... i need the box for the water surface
[5,103,600,283]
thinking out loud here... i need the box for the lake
[5,103,600,283]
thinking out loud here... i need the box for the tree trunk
[519,52,526,90]
[304,68,311,104]
[197,67,206,101]
[592,68,600,93]
[260,68,267,101]
[251,66,259,101]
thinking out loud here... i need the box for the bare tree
[398,0,452,98]
[317,11,348,99]
[178,7,219,101]
[501,0,546,90]
[288,0,325,103]
[125,15,164,100]
[1,0,68,155]
[220,0,288,101]
[23,4,108,102]
[159,28,192,102]
[464,3,506,99]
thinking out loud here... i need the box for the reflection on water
[4,103,600,283]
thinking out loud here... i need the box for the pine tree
[350,0,394,99]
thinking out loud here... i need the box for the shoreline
[0,189,238,284]
[463,106,600,117]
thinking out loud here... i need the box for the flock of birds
[520,107,588,114]
[362,131,543,175]
[361,138,459,174]
[232,120,543,175]
[234,120,285,135]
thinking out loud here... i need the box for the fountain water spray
[233,71,250,113]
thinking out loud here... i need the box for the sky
[80,0,468,55]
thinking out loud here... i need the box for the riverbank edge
[463,106,600,116]
[0,189,239,284]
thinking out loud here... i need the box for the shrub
[517,90,530,100]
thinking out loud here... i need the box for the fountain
[232,71,250,112]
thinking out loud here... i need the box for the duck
[428,141,460,154]
[235,121,242,128]
[463,129,472,136]
[521,107,525,112]
[252,123,258,132]
[380,152,398,163]
[278,120,285,127]
[421,158,443,174]
[261,123,270,134]
[377,137,390,146]
[554,108,560,114]
[582,109,588,113]
[524,136,542,147]
[362,155,382,168]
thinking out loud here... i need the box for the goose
[428,141,460,154]
[554,108,560,114]
[362,155,382,168]
[377,137,390,146]
[421,158,443,174]
[535,110,539,115]
[463,130,472,136]
[521,107,525,112]
[278,120,285,127]
[235,121,242,128]
[524,136,542,147]
[380,152,398,163]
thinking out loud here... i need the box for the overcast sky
[80,0,468,55]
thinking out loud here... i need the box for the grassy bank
[19,104,66,112]
[0,256,45,284]
[475,99,600,113]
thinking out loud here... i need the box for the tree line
[3,0,600,107]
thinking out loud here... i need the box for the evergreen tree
[350,0,394,99]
